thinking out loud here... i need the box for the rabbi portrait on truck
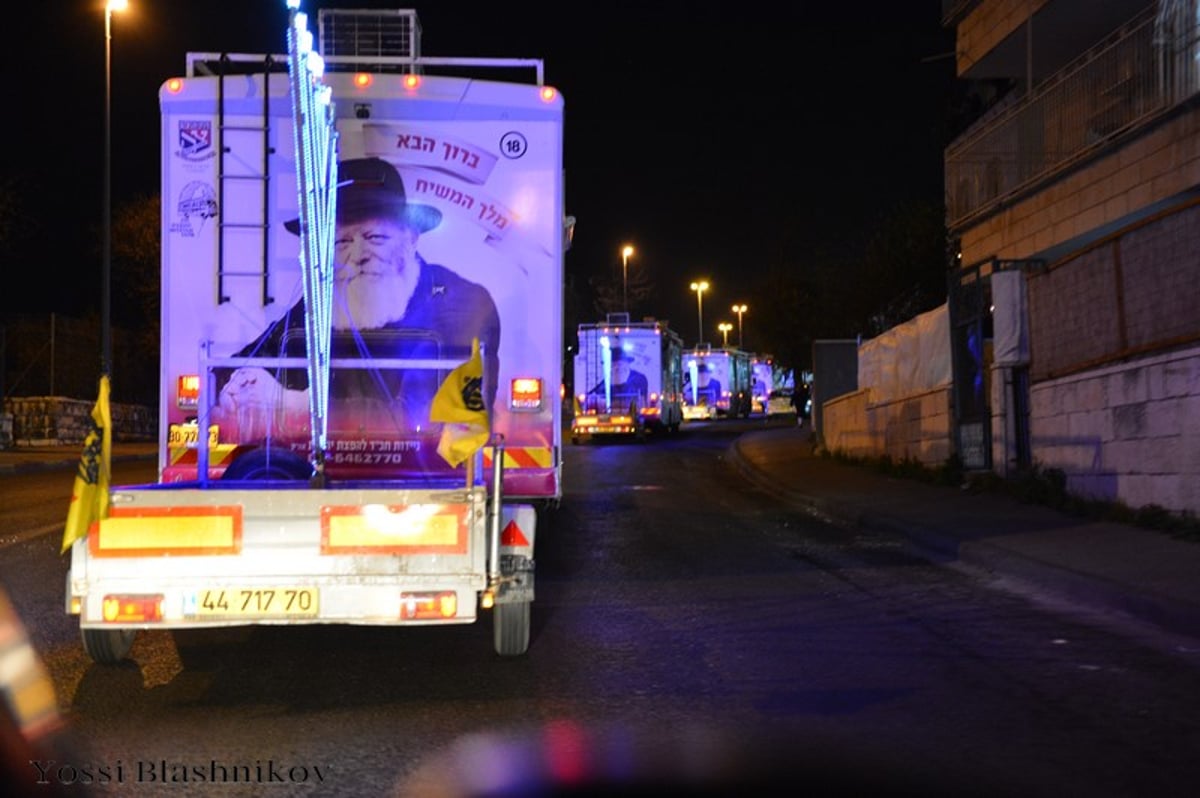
[213,157,501,440]
[684,362,722,406]
[587,346,649,406]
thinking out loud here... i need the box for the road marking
[0,523,61,550]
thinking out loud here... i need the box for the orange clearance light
[353,72,373,88]
[540,86,557,103]
[102,594,163,623]
[177,374,200,409]
[403,73,421,90]
[511,377,543,410]
[166,78,184,94]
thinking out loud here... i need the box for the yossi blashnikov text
[29,759,329,786]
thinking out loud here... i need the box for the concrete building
[943,0,1200,514]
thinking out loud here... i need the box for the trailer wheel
[493,601,530,656]
[221,447,313,480]
[81,627,137,665]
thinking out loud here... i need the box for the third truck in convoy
[682,345,753,420]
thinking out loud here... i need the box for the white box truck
[571,314,683,442]
[65,6,566,662]
[750,354,775,414]
[682,345,753,420]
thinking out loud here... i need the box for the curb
[0,453,157,477]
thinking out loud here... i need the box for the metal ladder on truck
[194,3,339,484]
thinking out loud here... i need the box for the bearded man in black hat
[684,363,721,406]
[587,346,649,405]
[214,157,500,441]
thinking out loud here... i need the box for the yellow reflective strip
[327,513,459,548]
[168,444,240,466]
[97,515,236,551]
[483,447,553,468]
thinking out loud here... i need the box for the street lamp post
[718,322,732,347]
[689,280,709,346]
[103,0,129,378]
[621,244,634,314]
[731,303,747,348]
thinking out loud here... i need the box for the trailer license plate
[194,588,318,618]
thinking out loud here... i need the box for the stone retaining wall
[1029,345,1200,514]
[1,397,156,447]
[822,385,954,466]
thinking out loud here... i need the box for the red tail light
[102,594,163,623]
[400,591,457,620]
[511,378,543,410]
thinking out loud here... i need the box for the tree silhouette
[747,198,949,377]
[589,257,656,320]
[110,194,162,405]
[111,194,161,330]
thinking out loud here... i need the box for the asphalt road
[3,419,1199,796]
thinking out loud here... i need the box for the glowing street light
[731,303,747,348]
[689,280,709,346]
[103,0,130,378]
[718,322,732,347]
[621,244,634,313]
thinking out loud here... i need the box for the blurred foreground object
[0,587,76,796]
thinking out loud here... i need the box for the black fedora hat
[284,157,442,235]
[610,346,634,362]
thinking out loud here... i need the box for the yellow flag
[62,375,112,554]
[430,338,490,467]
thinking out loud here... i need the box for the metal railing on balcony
[945,3,1200,230]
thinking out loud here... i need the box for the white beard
[332,266,418,330]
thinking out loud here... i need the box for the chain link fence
[1,313,158,406]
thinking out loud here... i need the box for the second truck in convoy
[571,314,683,442]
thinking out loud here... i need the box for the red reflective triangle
[500,520,529,547]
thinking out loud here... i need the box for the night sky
[6,0,956,353]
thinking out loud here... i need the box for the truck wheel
[221,447,313,480]
[81,627,137,664]
[493,601,530,656]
